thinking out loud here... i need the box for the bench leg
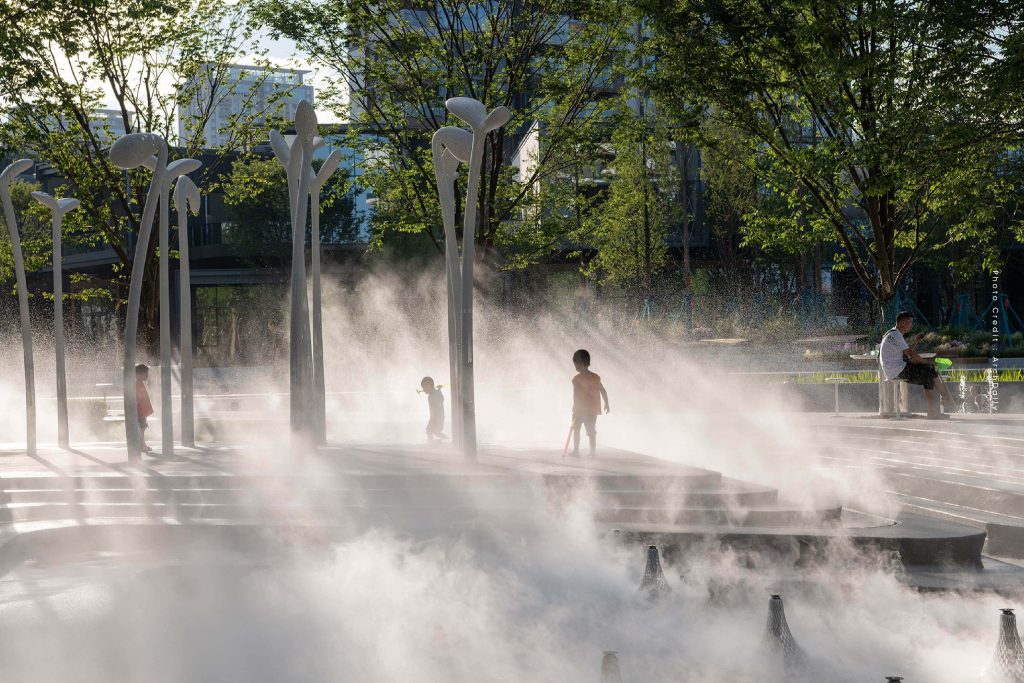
[889,381,908,420]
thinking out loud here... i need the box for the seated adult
[879,311,961,419]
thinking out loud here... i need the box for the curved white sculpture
[0,159,37,455]
[174,176,201,448]
[432,98,511,459]
[431,126,472,450]
[31,192,81,449]
[109,133,168,457]
[270,100,317,449]
[309,147,342,445]
[156,158,201,456]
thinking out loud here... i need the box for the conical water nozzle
[989,608,1024,682]
[600,650,622,683]
[639,545,671,596]
[764,594,805,667]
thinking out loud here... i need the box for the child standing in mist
[571,349,610,458]
[421,377,447,441]
[135,364,154,454]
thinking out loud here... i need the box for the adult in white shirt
[880,311,960,419]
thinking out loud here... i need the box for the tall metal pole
[310,163,326,445]
[1,160,36,456]
[52,210,68,448]
[109,134,167,458]
[309,149,341,446]
[175,178,200,447]
[53,208,69,448]
[432,129,471,451]
[31,192,80,449]
[159,173,173,456]
[459,134,482,460]
[444,98,511,460]
[272,100,318,452]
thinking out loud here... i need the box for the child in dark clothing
[135,364,154,454]
[421,376,447,441]
[571,349,609,457]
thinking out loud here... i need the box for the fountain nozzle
[639,545,671,597]
[988,607,1024,682]
[764,593,805,668]
[600,650,622,683]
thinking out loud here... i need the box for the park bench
[849,352,933,417]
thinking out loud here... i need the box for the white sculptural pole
[144,156,201,456]
[271,100,316,450]
[432,127,473,450]
[31,192,80,449]
[109,133,168,457]
[1,159,37,456]
[440,148,464,450]
[444,98,512,459]
[174,177,201,447]
[309,148,342,446]
[158,161,173,456]
[294,118,315,446]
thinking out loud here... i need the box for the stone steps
[0,482,776,508]
[885,471,1024,518]
[0,441,995,572]
[592,504,841,527]
[809,421,1024,562]
[889,492,1024,559]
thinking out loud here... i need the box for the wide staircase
[0,442,989,580]
[800,417,1024,562]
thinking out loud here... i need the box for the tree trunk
[813,238,823,294]
[138,256,161,358]
[798,251,808,293]
[676,141,691,292]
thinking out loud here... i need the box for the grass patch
[732,368,1023,385]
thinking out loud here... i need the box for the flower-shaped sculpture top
[432,127,473,185]
[109,133,167,170]
[0,159,33,186]
[445,97,512,134]
[311,149,343,192]
[142,157,202,179]
[30,192,80,216]
[295,100,318,141]
[174,176,202,214]
[269,129,292,165]
[432,127,473,175]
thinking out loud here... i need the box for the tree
[579,110,679,301]
[0,179,48,285]
[220,156,359,266]
[640,0,1024,317]
[251,0,634,272]
[0,0,298,347]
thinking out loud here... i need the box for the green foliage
[579,111,678,296]
[219,156,358,266]
[741,368,1024,385]
[0,0,297,345]
[251,0,634,265]
[0,179,46,286]
[641,0,1024,308]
